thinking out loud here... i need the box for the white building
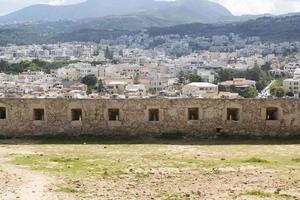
[106,81,127,94]
[284,62,300,74]
[197,70,215,83]
[283,68,300,95]
[182,82,218,98]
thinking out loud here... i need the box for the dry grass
[1,138,300,199]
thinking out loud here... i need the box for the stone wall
[0,98,299,137]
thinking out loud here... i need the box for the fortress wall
[0,98,299,137]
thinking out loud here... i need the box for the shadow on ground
[1,134,300,145]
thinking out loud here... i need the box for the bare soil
[0,141,300,200]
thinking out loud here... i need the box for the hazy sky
[0,0,84,15]
[0,0,300,16]
[211,0,300,15]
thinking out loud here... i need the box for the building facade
[0,98,299,137]
[283,68,300,95]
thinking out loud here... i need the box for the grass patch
[50,157,77,163]
[13,154,127,178]
[291,158,300,163]
[160,194,186,200]
[242,190,272,197]
[164,196,182,200]
[242,157,269,164]
[242,190,294,199]
[135,172,150,179]
[56,187,85,194]
[277,194,294,199]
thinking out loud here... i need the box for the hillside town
[0,34,300,99]
[3,1,300,200]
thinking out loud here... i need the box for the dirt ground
[1,139,300,200]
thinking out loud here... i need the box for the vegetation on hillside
[217,63,274,98]
[1,15,300,45]
[0,59,79,74]
[148,15,300,42]
[270,80,286,97]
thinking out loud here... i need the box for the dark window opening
[216,128,222,133]
[266,107,279,120]
[72,109,82,121]
[188,108,199,120]
[0,107,6,119]
[108,109,120,121]
[227,108,239,121]
[149,109,159,121]
[34,109,44,121]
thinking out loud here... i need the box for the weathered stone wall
[0,98,299,137]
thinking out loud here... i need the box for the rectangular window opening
[216,128,222,133]
[227,108,239,121]
[149,109,159,121]
[72,109,82,121]
[266,107,279,121]
[188,108,199,121]
[108,109,120,121]
[0,107,6,119]
[34,109,44,121]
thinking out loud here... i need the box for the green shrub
[243,157,269,163]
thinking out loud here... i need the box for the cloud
[210,0,300,15]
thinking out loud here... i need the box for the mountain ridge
[1,14,300,45]
[0,0,232,24]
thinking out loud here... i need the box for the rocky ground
[0,145,73,200]
[0,139,300,200]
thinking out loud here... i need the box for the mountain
[1,14,300,46]
[147,15,300,42]
[141,0,233,24]
[0,0,232,24]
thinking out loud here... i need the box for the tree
[119,49,123,57]
[93,48,100,56]
[0,60,10,72]
[242,87,258,98]
[104,47,113,60]
[218,68,238,82]
[97,79,106,93]
[178,71,185,84]
[246,65,261,81]
[270,80,285,98]
[86,86,93,95]
[261,62,271,72]
[25,62,40,71]
[104,47,109,59]
[147,88,156,95]
[111,59,119,64]
[217,64,274,92]
[256,79,268,92]
[286,91,294,97]
[81,75,97,87]
[1,59,80,74]
[218,85,227,92]
[133,74,140,84]
[271,86,285,97]
[186,74,202,83]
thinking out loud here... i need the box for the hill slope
[1,15,300,45]
[147,15,300,42]
[0,0,232,24]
